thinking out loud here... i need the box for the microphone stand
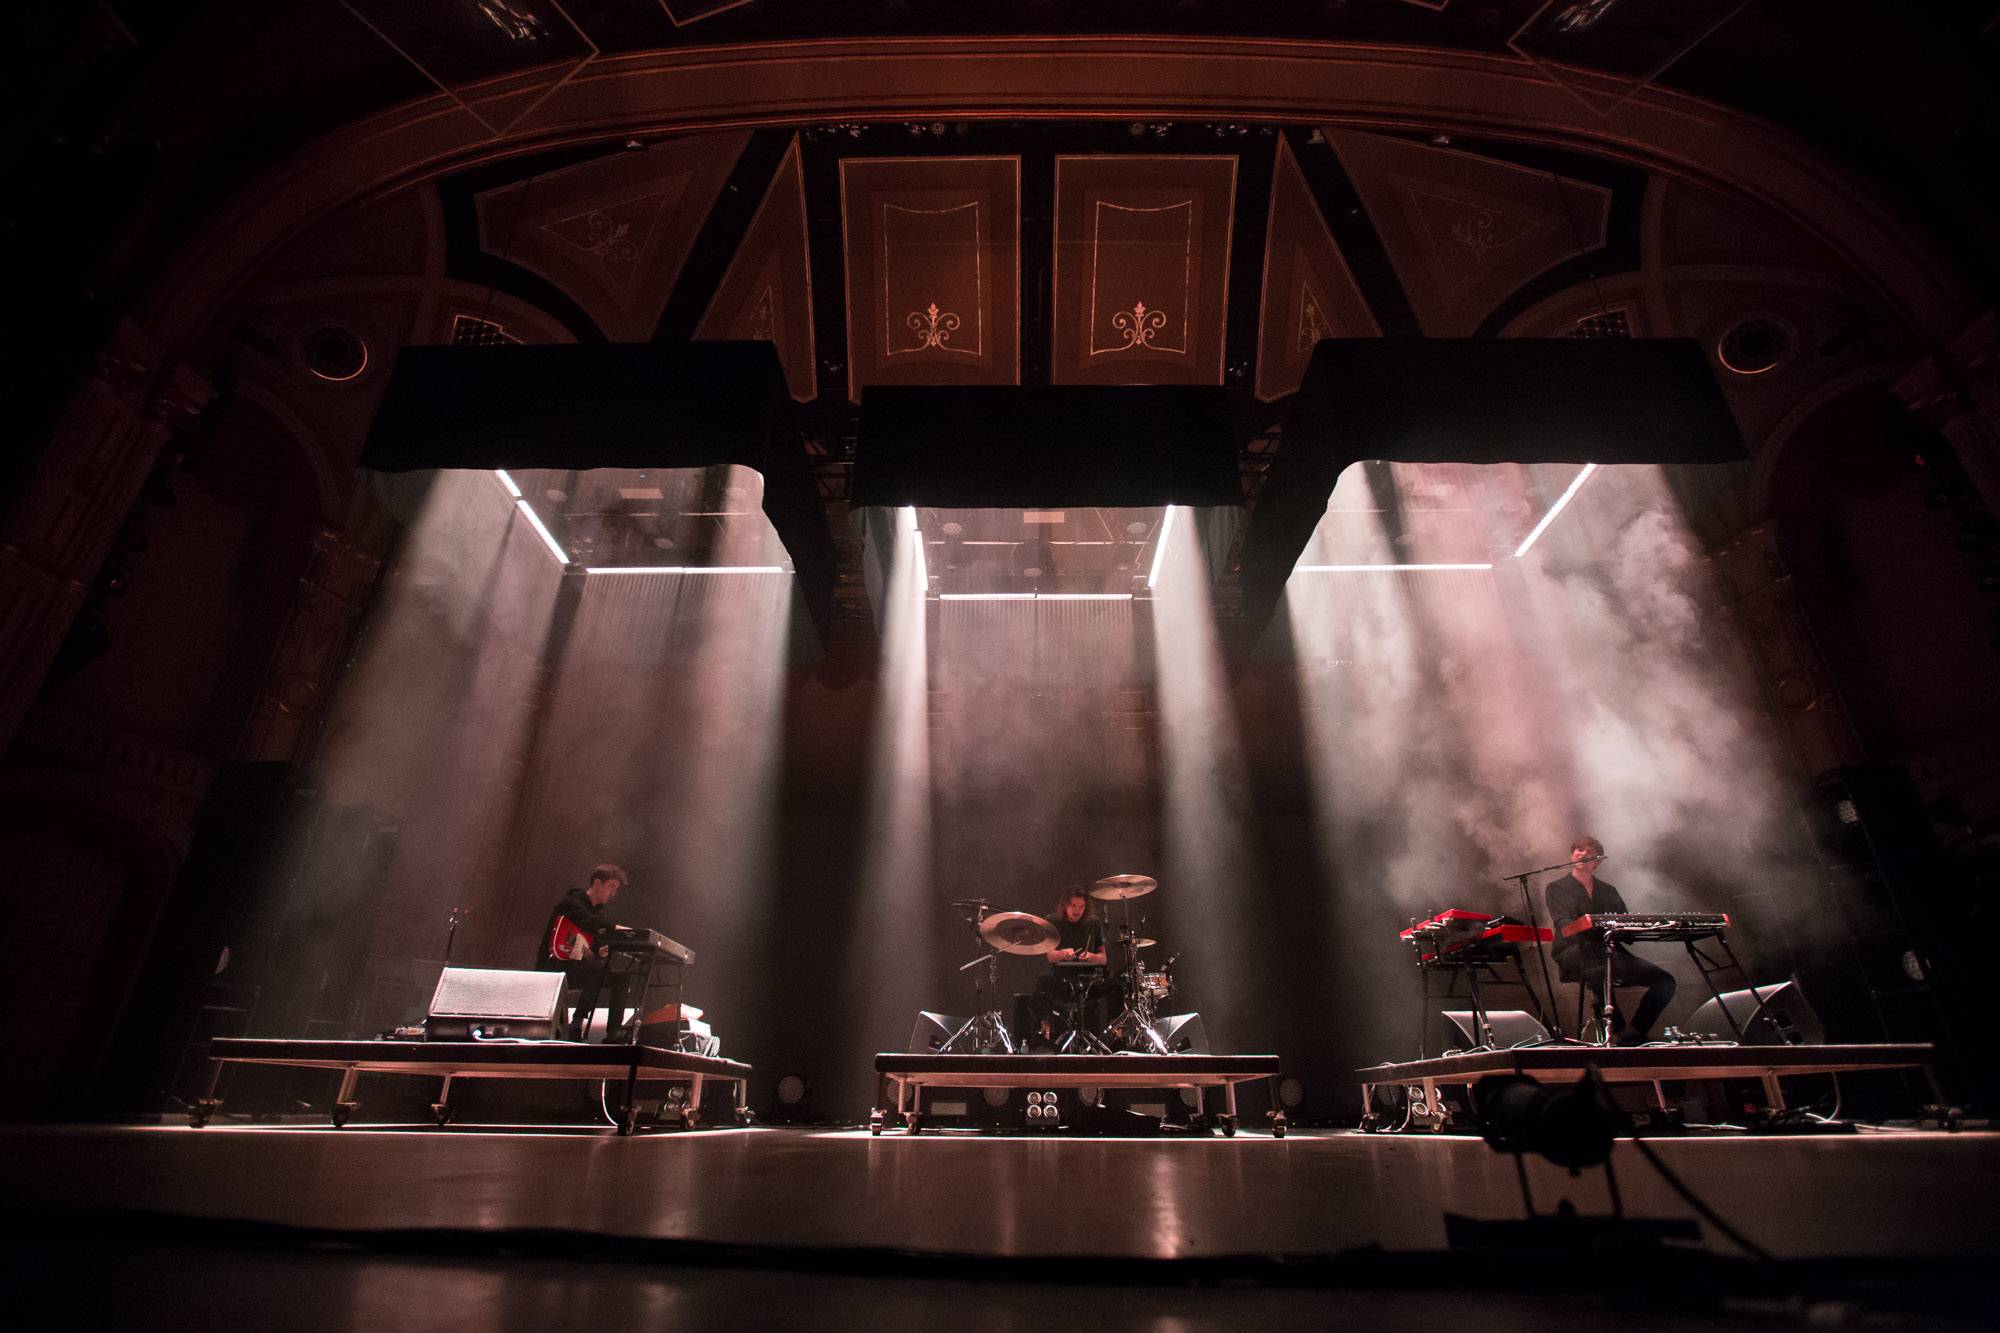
[1501,859,1592,1047]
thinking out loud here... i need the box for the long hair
[1050,885,1092,922]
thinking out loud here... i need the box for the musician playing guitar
[536,862,630,1040]
[1546,837,1677,1046]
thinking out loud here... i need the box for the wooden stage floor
[3,1123,1996,1328]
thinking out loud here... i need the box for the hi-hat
[1089,873,1157,900]
[979,911,1058,955]
[1119,936,1158,949]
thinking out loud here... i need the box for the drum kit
[937,873,1180,1055]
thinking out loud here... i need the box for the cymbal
[1089,873,1157,900]
[979,911,1058,955]
[1128,937,1158,949]
[949,898,992,910]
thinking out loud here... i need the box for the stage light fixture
[1294,563,1494,573]
[515,499,570,565]
[580,566,786,575]
[981,1087,1011,1107]
[1512,463,1598,558]
[1146,505,1178,589]
[938,592,1133,602]
[1472,1075,1617,1170]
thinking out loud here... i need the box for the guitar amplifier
[424,967,564,1040]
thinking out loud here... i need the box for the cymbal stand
[939,948,1017,1054]
[1105,900,1170,1054]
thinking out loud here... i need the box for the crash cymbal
[1129,937,1158,949]
[979,911,1059,955]
[1089,873,1157,900]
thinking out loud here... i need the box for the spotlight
[1146,505,1177,588]
[776,1075,806,1105]
[1472,1075,1617,1170]
[1077,1085,1100,1105]
[1513,463,1598,558]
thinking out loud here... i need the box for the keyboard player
[536,862,638,1040]
[1546,837,1676,1045]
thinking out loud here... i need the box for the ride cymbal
[1089,873,1157,900]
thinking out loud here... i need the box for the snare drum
[1138,969,1172,1002]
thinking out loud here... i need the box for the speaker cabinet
[906,1011,968,1053]
[1149,1012,1209,1054]
[1685,980,1825,1046]
[425,967,563,1040]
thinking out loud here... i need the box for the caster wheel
[1360,1113,1383,1134]
[1270,1112,1289,1139]
[735,1108,756,1127]
[679,1109,700,1131]
[188,1111,210,1129]
[330,1104,354,1129]
[619,1107,640,1136]
[1221,1116,1237,1138]
[868,1111,884,1136]
[904,1112,922,1135]
[431,1104,453,1127]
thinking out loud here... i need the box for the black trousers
[1014,972,1116,1047]
[554,960,642,1040]
[1558,946,1677,1038]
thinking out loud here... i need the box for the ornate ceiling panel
[474,131,749,341]
[1051,156,1237,386]
[1255,135,1380,402]
[1326,130,1610,336]
[839,156,1022,403]
[695,135,816,401]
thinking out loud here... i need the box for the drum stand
[939,949,1017,1054]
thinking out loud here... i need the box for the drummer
[1016,886,1111,1047]
[1048,886,1108,969]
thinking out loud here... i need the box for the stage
[3,1121,1996,1329]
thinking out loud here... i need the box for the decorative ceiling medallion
[839,156,1020,400]
[297,322,369,383]
[1111,301,1169,350]
[1053,156,1236,386]
[906,302,964,352]
[1716,313,1794,375]
[1295,284,1334,357]
[745,285,778,343]
[541,195,668,265]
